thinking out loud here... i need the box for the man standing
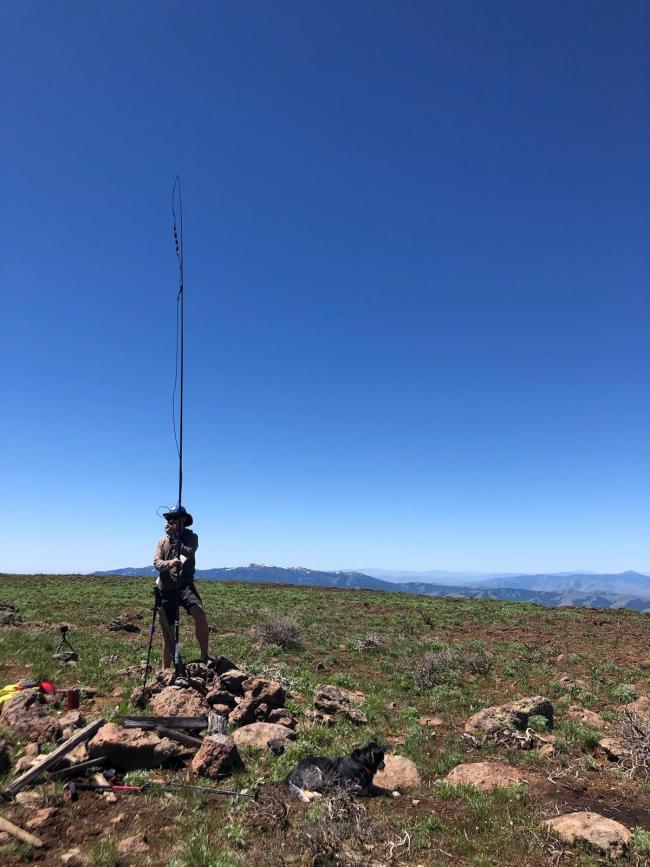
[153,506,210,668]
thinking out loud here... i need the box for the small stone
[14,754,37,773]
[24,742,40,759]
[559,673,589,691]
[61,847,89,866]
[25,807,58,830]
[303,710,336,726]
[15,790,46,807]
[110,813,125,825]
[419,715,444,728]
[66,742,89,764]
[117,833,150,856]
[267,708,296,729]
[59,710,84,728]
[545,811,631,859]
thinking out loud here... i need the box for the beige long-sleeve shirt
[153,529,199,591]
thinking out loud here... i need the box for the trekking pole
[139,587,160,703]
[66,781,258,800]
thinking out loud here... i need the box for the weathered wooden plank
[122,715,207,731]
[0,814,44,847]
[3,718,105,799]
[156,726,203,748]
[49,757,107,779]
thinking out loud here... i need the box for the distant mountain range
[92,565,650,612]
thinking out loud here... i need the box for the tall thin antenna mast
[172,175,184,675]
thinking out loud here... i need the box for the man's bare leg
[158,605,176,670]
[190,606,210,662]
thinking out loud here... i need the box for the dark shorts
[159,583,203,624]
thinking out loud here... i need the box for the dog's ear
[351,747,364,761]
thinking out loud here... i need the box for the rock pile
[84,656,300,777]
[134,656,298,732]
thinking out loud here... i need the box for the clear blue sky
[3,1,649,574]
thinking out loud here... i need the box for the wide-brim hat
[162,506,193,527]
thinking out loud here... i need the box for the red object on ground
[39,681,56,695]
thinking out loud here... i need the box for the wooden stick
[49,757,106,779]
[156,726,203,748]
[0,814,44,847]
[3,718,105,799]
[122,716,207,731]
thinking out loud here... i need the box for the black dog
[285,740,388,802]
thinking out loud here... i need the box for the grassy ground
[1,573,650,865]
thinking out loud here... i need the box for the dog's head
[351,740,386,774]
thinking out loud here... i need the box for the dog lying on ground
[285,740,394,802]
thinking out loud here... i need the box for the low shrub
[253,615,301,649]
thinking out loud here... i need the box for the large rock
[232,722,296,751]
[567,707,608,731]
[314,684,367,725]
[88,723,185,770]
[1,690,62,745]
[191,734,240,779]
[373,755,421,792]
[219,669,247,694]
[445,762,527,791]
[244,677,286,708]
[545,812,631,859]
[465,696,553,736]
[150,686,210,717]
[228,697,257,727]
[206,689,236,709]
[599,737,630,761]
[623,695,650,726]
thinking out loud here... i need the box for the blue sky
[3,1,649,574]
